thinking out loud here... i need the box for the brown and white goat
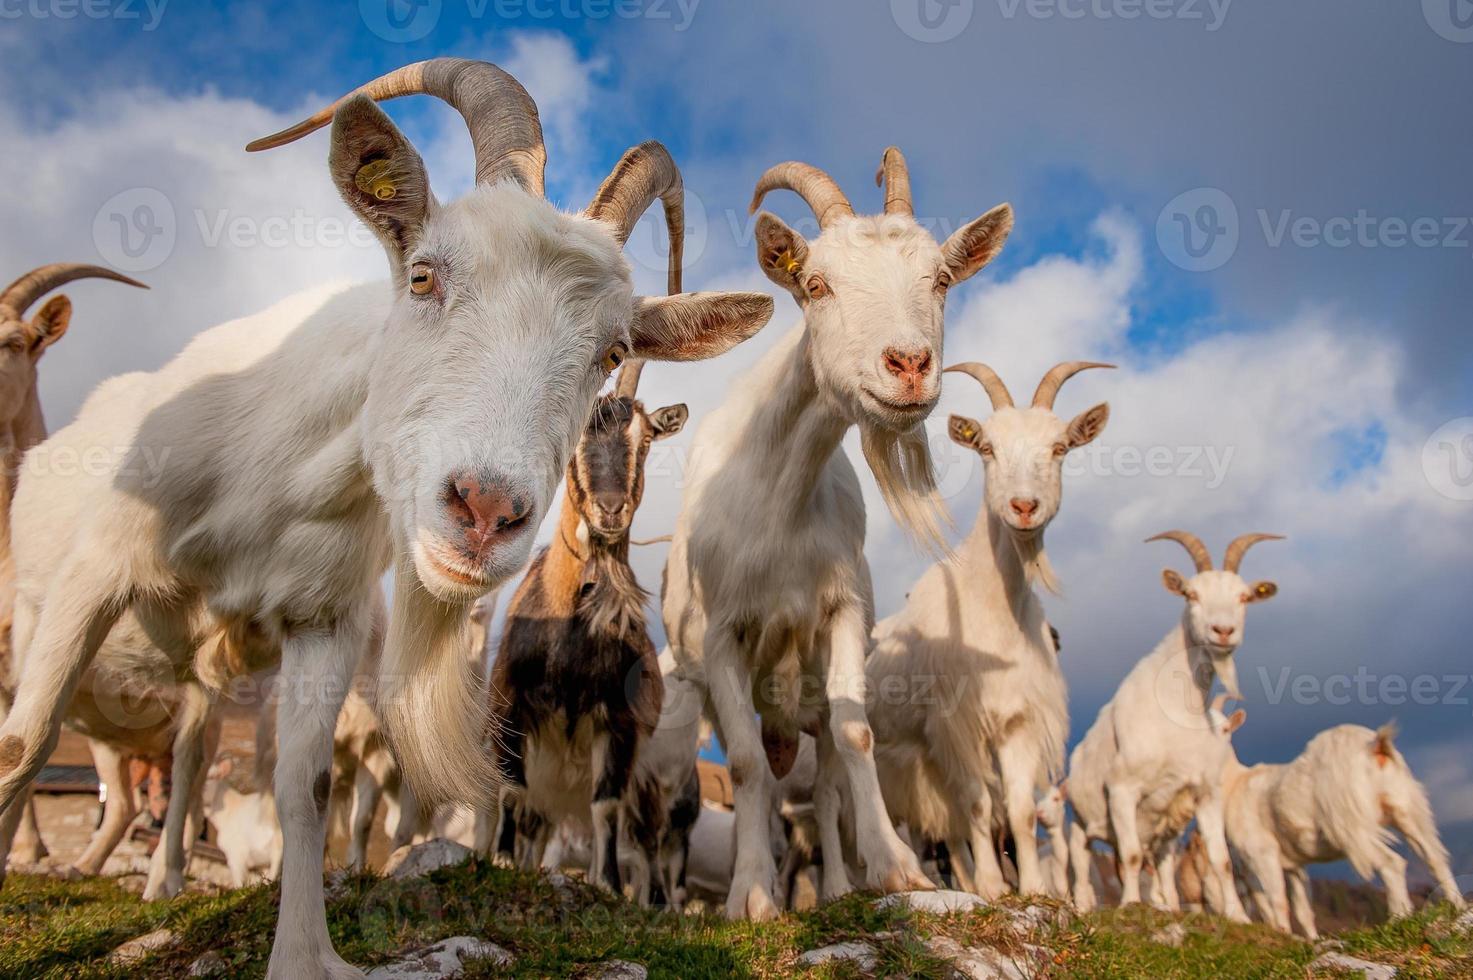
[490,360,686,902]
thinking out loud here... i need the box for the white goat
[1065,530,1282,921]
[0,59,771,980]
[663,149,1013,918]
[865,361,1110,898]
[1216,715,1466,936]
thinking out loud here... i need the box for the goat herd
[0,57,1464,978]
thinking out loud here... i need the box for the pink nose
[882,347,933,388]
[1211,625,1234,643]
[1010,497,1039,518]
[446,472,531,554]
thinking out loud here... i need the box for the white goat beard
[859,423,952,555]
[1012,531,1063,597]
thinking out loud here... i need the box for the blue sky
[3,1,1472,884]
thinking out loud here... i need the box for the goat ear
[1162,569,1187,595]
[948,414,983,450]
[1066,402,1109,449]
[29,294,72,353]
[941,203,1013,284]
[1247,580,1278,602]
[328,94,434,275]
[649,404,688,440]
[1227,709,1247,734]
[630,291,773,361]
[754,212,810,298]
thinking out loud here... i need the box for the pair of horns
[1147,530,1284,574]
[0,264,147,320]
[248,59,684,286]
[748,145,914,229]
[944,361,1115,412]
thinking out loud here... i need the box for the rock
[796,941,879,970]
[382,838,474,880]
[1456,907,1473,935]
[107,928,176,964]
[1308,952,1397,980]
[589,961,648,979]
[187,950,228,976]
[924,935,1041,980]
[1149,923,1188,948]
[365,936,513,978]
[1005,902,1069,936]
[876,889,988,914]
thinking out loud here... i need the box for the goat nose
[447,472,531,549]
[594,490,626,517]
[882,347,933,387]
[1010,497,1039,517]
[1211,625,1234,641]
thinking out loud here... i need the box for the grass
[1,863,1468,979]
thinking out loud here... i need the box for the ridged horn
[749,162,855,229]
[1031,361,1116,410]
[246,58,546,196]
[1223,533,1284,574]
[0,264,147,318]
[1146,530,1213,573]
[944,362,1014,411]
[585,141,684,295]
[874,146,913,217]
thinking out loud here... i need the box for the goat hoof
[726,876,778,921]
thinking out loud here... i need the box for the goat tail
[1313,725,1398,880]
[1371,725,1458,898]
[375,576,499,812]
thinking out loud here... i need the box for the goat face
[1036,783,1067,829]
[566,392,687,540]
[1161,569,1277,696]
[0,305,51,443]
[270,85,773,604]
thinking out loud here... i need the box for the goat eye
[805,275,827,298]
[408,263,435,295]
[1052,443,1067,457]
[601,341,630,375]
[979,443,994,457]
[935,271,952,292]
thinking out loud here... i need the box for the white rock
[365,937,512,978]
[187,950,227,976]
[1149,923,1188,948]
[875,889,988,914]
[1005,903,1068,935]
[382,838,475,880]
[1308,952,1397,980]
[590,961,648,979]
[1455,907,1473,935]
[925,935,1039,980]
[107,928,176,964]
[796,941,878,970]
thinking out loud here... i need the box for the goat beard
[1010,529,1063,597]
[859,422,952,555]
[581,540,650,638]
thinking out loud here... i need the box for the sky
[2,1,1471,886]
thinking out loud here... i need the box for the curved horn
[615,358,646,400]
[247,58,546,196]
[749,162,855,230]
[1222,533,1284,574]
[631,534,672,546]
[1031,361,1116,410]
[0,264,147,318]
[1146,530,1213,574]
[874,146,913,217]
[944,362,1013,411]
[585,141,684,295]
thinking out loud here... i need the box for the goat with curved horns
[0,59,772,980]
[1065,530,1281,920]
[663,148,1013,919]
[863,361,1110,899]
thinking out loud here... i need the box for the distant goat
[865,360,1110,898]
[1066,530,1282,921]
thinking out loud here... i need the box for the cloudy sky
[2,1,1471,882]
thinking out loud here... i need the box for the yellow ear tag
[774,249,800,276]
[354,160,397,201]
[962,426,977,440]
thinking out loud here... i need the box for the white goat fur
[864,362,1109,899]
[1218,721,1465,937]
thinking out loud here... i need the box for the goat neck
[747,330,851,516]
[955,505,1035,619]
